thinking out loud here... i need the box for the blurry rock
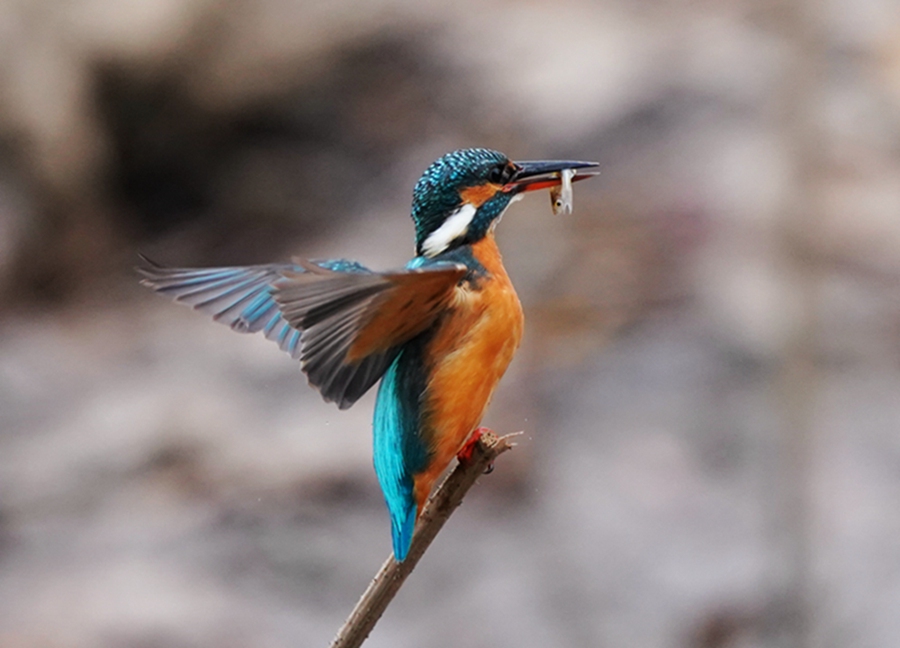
[525,194,704,370]
[0,158,28,300]
[0,1,481,303]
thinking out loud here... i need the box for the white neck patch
[422,202,477,257]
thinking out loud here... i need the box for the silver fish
[550,168,576,215]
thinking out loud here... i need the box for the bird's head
[411,148,599,257]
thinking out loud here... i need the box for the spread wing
[139,255,464,409]
[138,257,307,358]
[274,262,466,409]
[137,256,371,361]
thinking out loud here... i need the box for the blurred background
[1,0,899,646]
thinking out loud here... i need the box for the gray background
[1,1,899,646]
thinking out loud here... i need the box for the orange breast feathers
[412,233,525,508]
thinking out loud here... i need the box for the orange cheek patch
[459,183,501,207]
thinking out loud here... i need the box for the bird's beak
[504,159,600,193]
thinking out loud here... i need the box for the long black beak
[505,159,600,193]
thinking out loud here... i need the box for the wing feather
[138,258,301,335]
[274,263,465,407]
[140,255,464,408]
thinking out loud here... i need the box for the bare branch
[329,430,517,648]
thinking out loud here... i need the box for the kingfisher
[139,148,598,561]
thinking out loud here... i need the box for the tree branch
[329,430,518,648]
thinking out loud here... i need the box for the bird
[139,148,599,561]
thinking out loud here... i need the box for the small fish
[550,168,576,215]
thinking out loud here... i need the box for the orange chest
[422,234,524,440]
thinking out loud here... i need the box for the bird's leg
[457,427,495,473]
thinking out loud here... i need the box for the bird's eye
[488,165,505,184]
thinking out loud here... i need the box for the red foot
[457,427,493,467]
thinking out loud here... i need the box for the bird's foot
[457,427,495,473]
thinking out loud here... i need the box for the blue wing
[139,257,306,359]
[137,256,370,362]
[138,256,462,412]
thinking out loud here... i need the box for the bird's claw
[457,427,493,466]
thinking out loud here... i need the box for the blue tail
[391,501,417,562]
[373,348,431,562]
